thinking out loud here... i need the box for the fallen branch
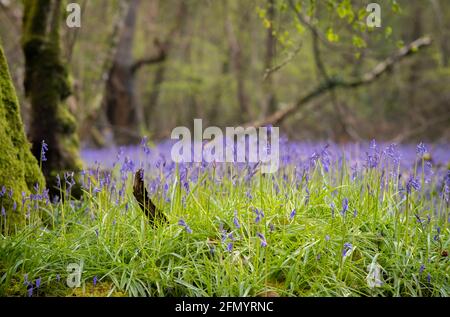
[245,36,433,128]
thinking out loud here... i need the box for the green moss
[0,44,45,229]
[21,0,82,194]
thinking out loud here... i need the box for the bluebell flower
[406,177,421,194]
[320,144,331,172]
[427,273,431,283]
[330,203,335,218]
[227,242,233,252]
[178,218,193,234]
[419,264,425,274]
[233,211,240,229]
[416,142,427,156]
[257,232,267,247]
[41,140,48,162]
[384,143,400,164]
[1,205,5,217]
[254,208,264,223]
[304,187,310,206]
[141,136,151,155]
[35,277,41,288]
[340,198,348,217]
[342,242,352,257]
[434,227,441,241]
[325,235,330,241]
[93,276,97,287]
[27,285,33,297]
[289,209,296,219]
[0,185,5,197]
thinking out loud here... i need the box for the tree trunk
[262,0,277,117]
[0,43,45,231]
[22,0,82,196]
[104,0,140,145]
[225,1,250,121]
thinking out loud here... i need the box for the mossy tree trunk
[22,0,82,195]
[0,43,45,231]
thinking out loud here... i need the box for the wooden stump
[133,169,167,226]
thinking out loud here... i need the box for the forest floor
[0,140,449,296]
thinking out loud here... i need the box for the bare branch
[130,40,167,73]
[245,36,433,128]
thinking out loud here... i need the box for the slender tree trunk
[262,0,277,117]
[225,1,250,121]
[146,1,188,132]
[0,43,45,231]
[22,0,82,195]
[104,0,140,145]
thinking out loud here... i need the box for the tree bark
[0,43,45,231]
[103,0,167,145]
[225,1,250,120]
[104,0,140,145]
[22,0,82,196]
[262,0,277,117]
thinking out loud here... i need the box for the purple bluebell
[27,285,33,297]
[41,140,48,162]
[254,208,264,223]
[353,209,357,217]
[269,223,275,232]
[340,198,348,217]
[304,187,310,205]
[325,235,330,241]
[416,142,427,156]
[233,211,240,229]
[330,203,335,218]
[289,209,296,219]
[178,218,193,234]
[35,277,41,288]
[342,242,352,257]
[427,273,431,283]
[419,264,425,274]
[406,177,421,194]
[257,232,267,247]
[1,205,5,217]
[227,242,233,252]
[141,136,151,155]
[93,276,97,287]
[0,186,5,197]
[434,227,441,241]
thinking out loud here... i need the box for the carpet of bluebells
[0,137,449,296]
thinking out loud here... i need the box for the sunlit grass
[0,142,449,297]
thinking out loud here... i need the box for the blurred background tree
[0,0,448,151]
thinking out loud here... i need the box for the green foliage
[0,158,448,296]
[0,44,45,230]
